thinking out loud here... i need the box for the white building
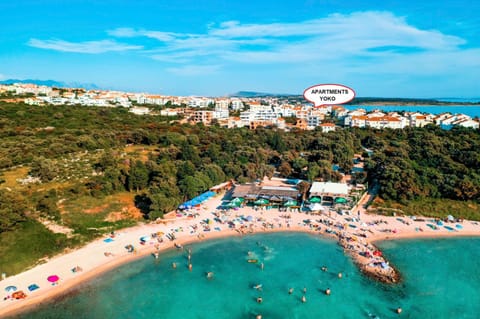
[319,123,336,133]
[129,107,151,115]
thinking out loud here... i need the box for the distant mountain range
[0,79,99,90]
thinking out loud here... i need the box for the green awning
[283,200,298,207]
[309,197,321,203]
[226,198,243,208]
[231,197,244,204]
[335,197,347,203]
[253,198,269,205]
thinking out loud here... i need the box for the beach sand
[1,193,479,317]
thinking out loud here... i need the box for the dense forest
[0,102,479,273]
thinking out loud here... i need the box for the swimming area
[13,233,480,319]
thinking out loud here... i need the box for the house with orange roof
[349,115,367,127]
[319,122,336,133]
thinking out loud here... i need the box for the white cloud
[109,11,469,69]
[27,39,142,54]
[108,27,178,42]
[28,11,477,83]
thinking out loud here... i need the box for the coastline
[1,194,480,317]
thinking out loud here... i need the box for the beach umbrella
[5,285,17,292]
[47,275,60,283]
[447,215,455,222]
[309,197,321,203]
[246,215,253,222]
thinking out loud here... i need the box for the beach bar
[309,182,349,205]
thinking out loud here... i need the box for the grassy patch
[61,194,139,240]
[124,144,159,162]
[0,166,29,189]
[0,220,69,275]
[373,198,480,220]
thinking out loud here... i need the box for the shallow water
[13,233,480,319]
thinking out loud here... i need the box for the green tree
[128,160,149,192]
[0,191,28,231]
[30,156,59,182]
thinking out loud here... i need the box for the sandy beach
[1,192,480,317]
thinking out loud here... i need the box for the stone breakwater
[316,217,401,284]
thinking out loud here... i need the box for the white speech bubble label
[303,84,355,107]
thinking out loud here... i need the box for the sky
[1,0,479,97]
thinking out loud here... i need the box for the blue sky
[1,0,479,97]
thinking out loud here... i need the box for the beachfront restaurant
[230,184,301,209]
[308,182,350,206]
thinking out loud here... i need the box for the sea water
[12,233,480,319]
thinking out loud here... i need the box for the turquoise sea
[11,233,480,319]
